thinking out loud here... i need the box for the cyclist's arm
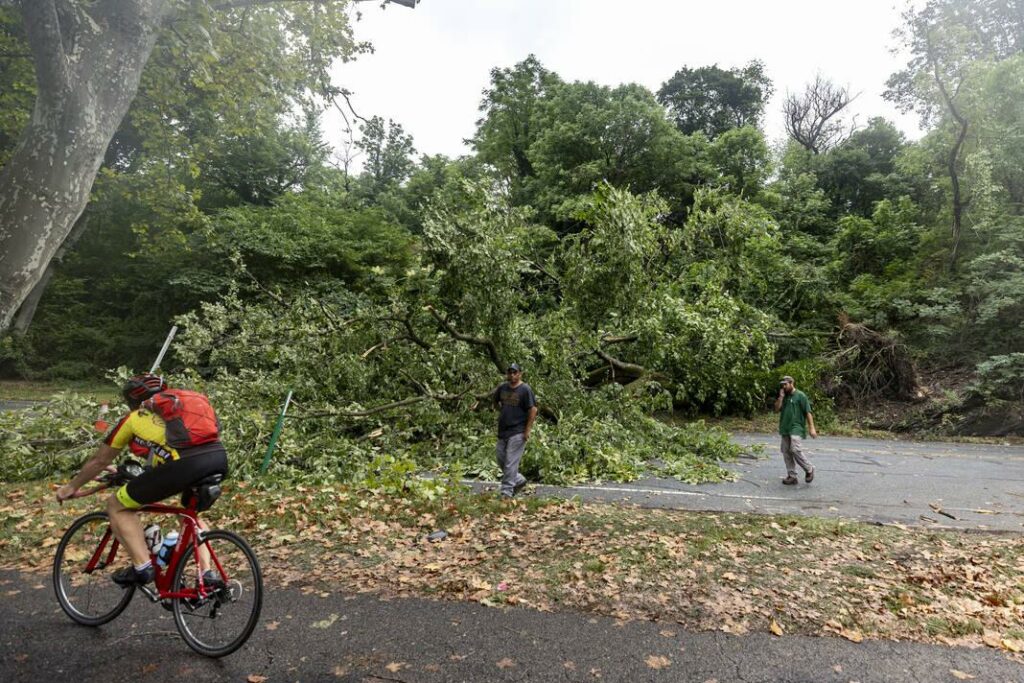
[56,443,119,501]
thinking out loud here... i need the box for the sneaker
[513,479,528,494]
[112,564,154,587]
[183,572,227,610]
[805,468,815,483]
[199,570,225,591]
[781,476,798,486]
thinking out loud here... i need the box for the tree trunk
[0,0,170,333]
[12,211,90,336]
[927,35,970,271]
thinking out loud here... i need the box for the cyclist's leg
[174,447,229,576]
[106,491,148,566]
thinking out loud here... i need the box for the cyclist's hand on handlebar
[55,484,77,505]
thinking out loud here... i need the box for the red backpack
[143,389,220,450]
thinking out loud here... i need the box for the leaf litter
[4,481,1024,656]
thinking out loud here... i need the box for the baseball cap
[780,375,794,384]
[507,363,522,372]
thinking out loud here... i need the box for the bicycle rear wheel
[171,529,262,657]
[53,511,135,626]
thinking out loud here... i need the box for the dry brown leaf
[839,628,863,643]
[563,661,577,670]
[385,662,406,673]
[983,631,1002,648]
[141,663,158,674]
[1000,638,1024,653]
[950,671,976,680]
[645,655,671,670]
[332,665,348,677]
[265,621,279,631]
[496,657,515,669]
[659,629,676,637]
[247,676,268,683]
[769,618,784,636]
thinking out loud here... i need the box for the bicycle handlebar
[60,461,146,500]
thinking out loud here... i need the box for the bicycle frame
[82,499,227,603]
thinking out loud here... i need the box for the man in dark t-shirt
[493,363,538,498]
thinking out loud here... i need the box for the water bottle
[143,524,162,555]
[156,530,179,567]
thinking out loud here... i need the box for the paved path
[494,434,1024,532]
[1,570,1020,683]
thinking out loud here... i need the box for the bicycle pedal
[137,585,160,602]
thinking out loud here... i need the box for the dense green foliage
[4,0,1024,486]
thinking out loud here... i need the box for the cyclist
[55,373,229,586]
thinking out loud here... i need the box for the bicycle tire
[171,529,263,657]
[53,511,135,626]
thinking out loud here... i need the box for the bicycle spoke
[171,530,262,657]
[53,512,135,626]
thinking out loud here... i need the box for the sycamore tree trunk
[0,0,170,333]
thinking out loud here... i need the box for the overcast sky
[325,0,921,165]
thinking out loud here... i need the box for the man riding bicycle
[55,374,229,586]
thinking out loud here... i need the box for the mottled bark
[12,211,89,335]
[0,0,171,332]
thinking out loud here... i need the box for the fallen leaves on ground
[645,655,671,669]
[5,481,1024,653]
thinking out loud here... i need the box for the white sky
[325,0,921,165]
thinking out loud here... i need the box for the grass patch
[924,617,984,638]
[840,564,878,579]
[0,379,116,403]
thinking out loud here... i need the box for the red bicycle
[52,463,263,657]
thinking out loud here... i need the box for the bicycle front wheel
[53,511,135,626]
[171,529,263,657]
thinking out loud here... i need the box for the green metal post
[260,390,293,475]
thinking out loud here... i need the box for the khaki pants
[781,435,812,478]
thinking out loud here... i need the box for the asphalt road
[2,569,1021,683]
[503,433,1024,532]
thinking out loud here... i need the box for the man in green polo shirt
[774,375,817,485]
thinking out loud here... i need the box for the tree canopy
[6,0,1024,488]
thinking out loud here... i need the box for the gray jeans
[496,433,528,497]
[781,434,813,478]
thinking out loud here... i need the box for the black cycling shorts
[116,446,228,509]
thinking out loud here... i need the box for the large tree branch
[291,389,466,420]
[20,0,70,92]
[425,305,503,373]
[380,313,431,350]
[595,350,647,379]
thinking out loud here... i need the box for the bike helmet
[122,373,167,406]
